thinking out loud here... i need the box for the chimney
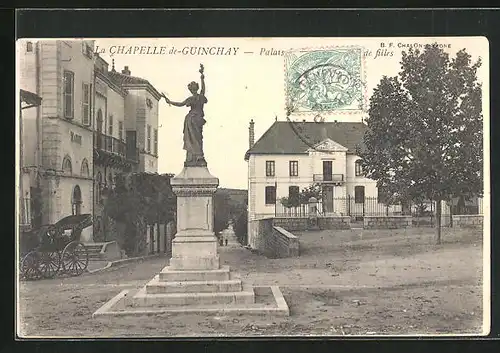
[249,119,255,149]
[320,124,328,140]
[121,66,131,75]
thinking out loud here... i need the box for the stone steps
[159,265,231,282]
[85,245,105,260]
[82,241,122,261]
[146,277,242,294]
[133,284,255,306]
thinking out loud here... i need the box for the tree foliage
[104,172,176,255]
[214,189,248,235]
[214,189,231,234]
[280,183,323,208]
[359,44,483,243]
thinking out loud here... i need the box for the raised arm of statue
[199,63,206,97]
[200,74,206,96]
[161,92,187,107]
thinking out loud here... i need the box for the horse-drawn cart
[19,214,92,280]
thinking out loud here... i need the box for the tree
[105,172,176,256]
[213,189,231,235]
[280,183,323,208]
[359,44,483,244]
[299,183,323,204]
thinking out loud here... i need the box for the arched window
[80,158,90,177]
[72,185,82,215]
[355,159,363,177]
[62,155,72,174]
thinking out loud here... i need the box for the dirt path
[17,227,485,337]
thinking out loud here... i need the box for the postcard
[16,37,489,337]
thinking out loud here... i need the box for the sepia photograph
[15,36,489,337]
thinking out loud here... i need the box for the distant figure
[162,64,208,167]
[225,238,228,246]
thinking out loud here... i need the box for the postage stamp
[285,46,366,115]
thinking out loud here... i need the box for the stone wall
[363,216,413,229]
[248,218,299,258]
[317,216,351,230]
[264,226,299,258]
[248,218,273,250]
[272,217,308,231]
[272,216,350,231]
[452,215,483,229]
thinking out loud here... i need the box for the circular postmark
[285,113,331,153]
[285,47,365,113]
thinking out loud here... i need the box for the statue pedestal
[169,166,220,270]
[128,166,258,308]
[93,165,290,317]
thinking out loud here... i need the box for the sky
[94,37,488,189]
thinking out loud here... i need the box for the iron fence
[275,196,484,220]
[94,131,139,162]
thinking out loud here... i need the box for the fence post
[449,201,453,228]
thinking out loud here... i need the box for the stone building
[244,120,381,218]
[18,40,95,240]
[244,120,393,248]
[18,39,162,242]
[106,64,161,173]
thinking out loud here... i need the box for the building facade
[18,40,95,234]
[245,120,384,222]
[18,39,162,242]
[91,56,161,241]
[107,66,161,173]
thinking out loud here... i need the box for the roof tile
[245,121,367,160]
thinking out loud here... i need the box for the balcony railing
[313,173,345,183]
[94,131,138,162]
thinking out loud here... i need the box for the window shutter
[81,82,85,125]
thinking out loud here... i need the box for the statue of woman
[162,64,208,166]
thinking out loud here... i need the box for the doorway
[72,185,82,215]
[322,185,334,214]
[323,160,333,181]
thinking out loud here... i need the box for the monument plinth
[169,166,220,270]
[131,165,255,307]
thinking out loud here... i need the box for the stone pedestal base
[132,166,258,309]
[170,235,220,270]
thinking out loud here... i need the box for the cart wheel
[21,251,42,281]
[39,251,61,279]
[62,241,88,276]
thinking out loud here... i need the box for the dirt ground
[17,227,485,337]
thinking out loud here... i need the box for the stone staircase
[132,265,255,308]
[82,241,122,261]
